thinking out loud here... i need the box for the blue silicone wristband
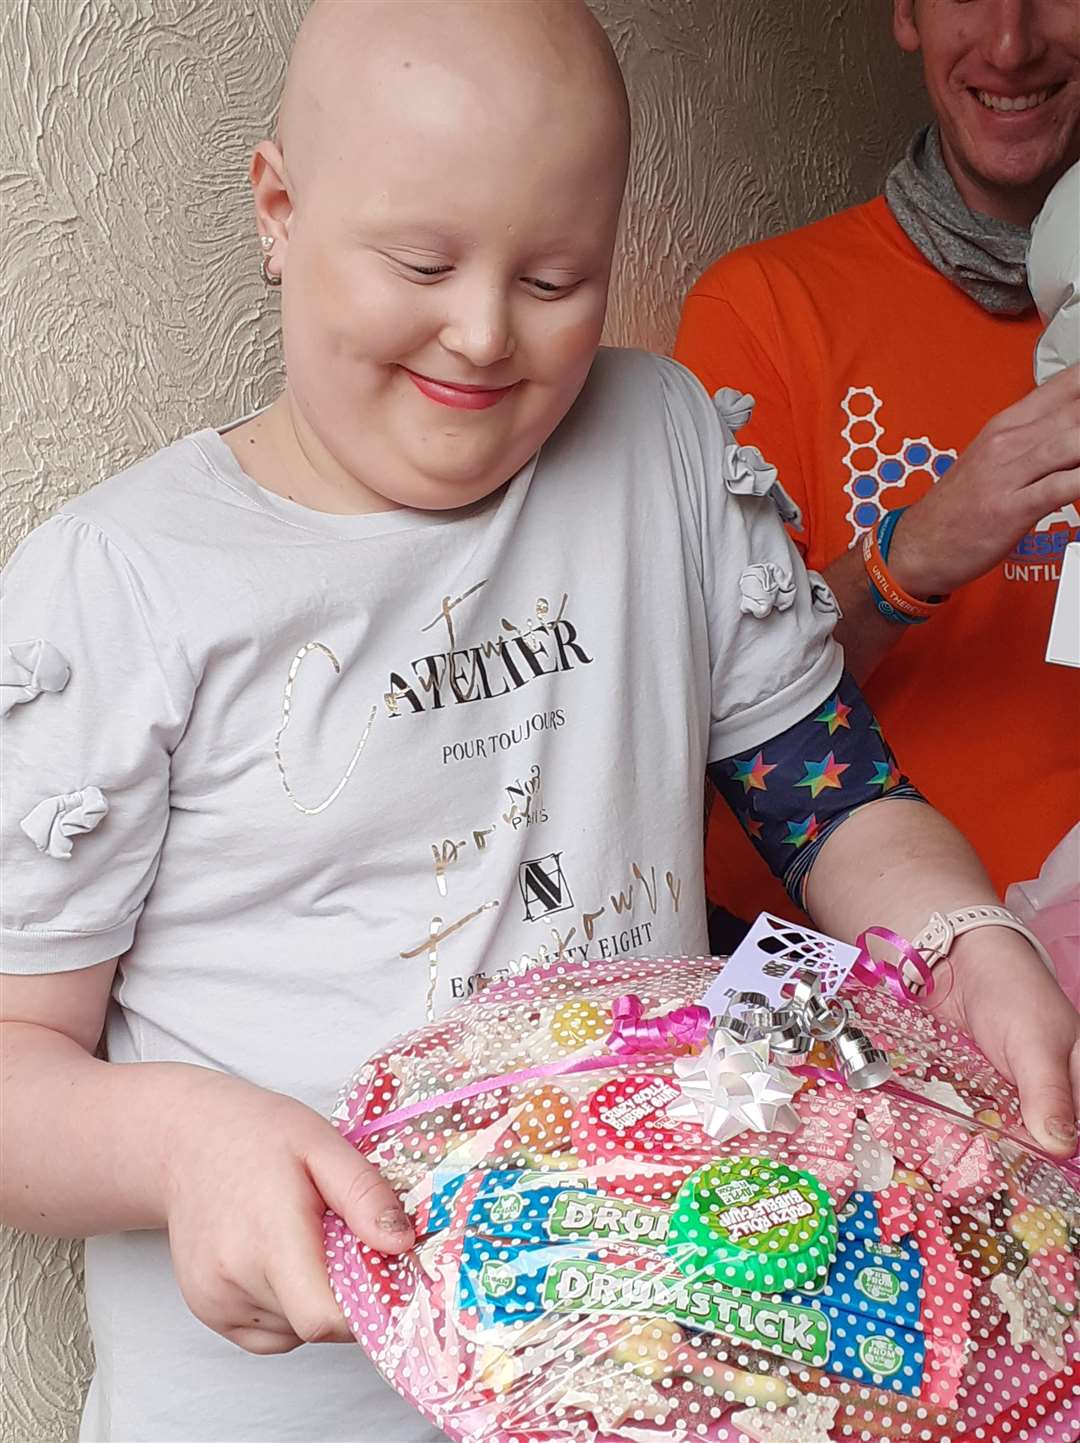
[877,505,908,562]
[867,507,927,625]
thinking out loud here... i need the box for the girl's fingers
[306,1135,414,1254]
[222,1323,305,1356]
[262,1221,354,1345]
[1003,1013,1080,1156]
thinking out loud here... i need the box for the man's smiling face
[894,0,1080,223]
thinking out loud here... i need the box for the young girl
[3,4,1077,1440]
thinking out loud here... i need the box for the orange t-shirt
[675,196,1079,919]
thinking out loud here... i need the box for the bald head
[248,0,630,516]
[278,0,629,196]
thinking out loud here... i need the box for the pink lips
[402,367,518,411]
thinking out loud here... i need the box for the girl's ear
[250,140,293,276]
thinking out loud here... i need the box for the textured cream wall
[0,1,927,1437]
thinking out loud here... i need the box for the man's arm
[821,545,917,680]
[677,278,1080,683]
[829,364,1080,680]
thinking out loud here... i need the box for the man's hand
[164,1076,413,1354]
[922,929,1080,1157]
[827,363,1079,678]
[888,363,1080,599]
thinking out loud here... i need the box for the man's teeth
[976,88,1052,113]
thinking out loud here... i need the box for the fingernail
[376,1207,412,1233]
[1047,1117,1077,1143]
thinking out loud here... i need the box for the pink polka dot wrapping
[323,956,1080,1442]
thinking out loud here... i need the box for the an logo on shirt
[518,851,574,922]
[840,387,1077,581]
[1005,502,1080,582]
[840,386,957,545]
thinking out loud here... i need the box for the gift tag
[701,912,862,1014]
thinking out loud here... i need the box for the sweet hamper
[325,942,1080,1442]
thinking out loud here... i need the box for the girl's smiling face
[251,5,629,514]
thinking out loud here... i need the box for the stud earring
[259,235,282,287]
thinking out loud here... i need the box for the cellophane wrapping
[326,956,1080,1442]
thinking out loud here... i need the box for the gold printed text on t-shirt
[421,583,564,658]
[274,642,377,816]
[399,900,501,1020]
[666,871,682,912]
[502,763,546,830]
[399,901,501,962]
[493,859,684,980]
[420,580,487,650]
[432,838,466,897]
[429,765,547,896]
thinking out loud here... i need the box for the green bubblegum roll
[668,1157,838,1295]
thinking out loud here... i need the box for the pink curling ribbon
[606,994,711,1056]
[349,995,707,1143]
[350,942,917,1143]
[350,937,1080,1183]
[346,1051,614,1142]
[850,925,935,1002]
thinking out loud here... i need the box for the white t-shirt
[1,349,841,1442]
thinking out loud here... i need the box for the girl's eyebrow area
[362,222,466,249]
[361,221,598,268]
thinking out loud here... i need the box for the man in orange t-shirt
[675,0,1080,934]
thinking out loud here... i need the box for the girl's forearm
[1,1023,230,1237]
[804,796,999,948]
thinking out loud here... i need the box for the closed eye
[524,277,580,297]
[403,263,579,295]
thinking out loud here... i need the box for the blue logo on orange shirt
[1005,504,1080,583]
[840,388,1078,585]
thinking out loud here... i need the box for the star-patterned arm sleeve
[707,670,926,908]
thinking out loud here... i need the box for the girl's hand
[163,1074,412,1354]
[923,929,1080,1157]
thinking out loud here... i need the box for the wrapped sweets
[325,955,1080,1442]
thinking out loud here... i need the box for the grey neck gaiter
[885,124,1033,315]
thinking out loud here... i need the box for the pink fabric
[1006,824,1080,1010]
